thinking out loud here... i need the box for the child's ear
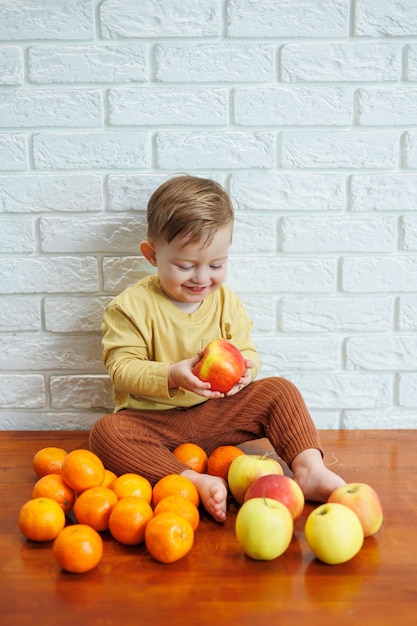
[140,240,157,266]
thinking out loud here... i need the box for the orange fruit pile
[19,442,236,571]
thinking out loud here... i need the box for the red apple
[192,339,246,394]
[244,474,305,520]
[327,482,383,537]
[227,454,284,505]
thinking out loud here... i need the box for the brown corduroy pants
[89,376,323,485]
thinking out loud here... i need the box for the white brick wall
[1,0,416,431]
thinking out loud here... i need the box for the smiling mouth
[186,285,208,293]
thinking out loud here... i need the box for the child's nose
[192,267,209,283]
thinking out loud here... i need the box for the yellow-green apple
[244,474,305,520]
[327,482,383,537]
[192,339,246,394]
[227,454,284,504]
[235,497,294,560]
[304,502,364,565]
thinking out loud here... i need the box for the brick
[0,334,103,370]
[227,0,349,37]
[0,134,28,171]
[280,216,396,253]
[343,408,417,428]
[156,131,275,169]
[398,374,417,407]
[355,0,417,37]
[100,0,220,38]
[281,131,398,169]
[401,215,417,250]
[342,256,417,293]
[0,411,104,430]
[103,257,152,293]
[350,174,417,212]
[346,336,417,370]
[0,375,46,409]
[107,174,171,211]
[44,296,111,332]
[281,42,400,82]
[234,87,351,126]
[280,296,393,332]
[398,296,417,331]
[404,131,417,168]
[40,216,147,253]
[358,88,417,125]
[406,44,417,81]
[255,336,340,371]
[50,375,113,410]
[109,87,228,126]
[33,131,151,170]
[0,297,41,331]
[227,257,336,293]
[242,297,276,332]
[0,47,23,85]
[0,0,93,40]
[231,216,276,253]
[28,44,147,83]
[0,218,35,253]
[155,43,275,82]
[290,373,392,409]
[230,172,346,212]
[0,174,103,213]
[0,89,102,128]
[0,257,98,294]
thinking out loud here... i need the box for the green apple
[327,482,383,537]
[304,502,364,565]
[227,454,284,505]
[235,497,294,560]
[192,339,246,393]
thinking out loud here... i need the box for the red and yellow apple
[235,497,294,560]
[244,474,305,520]
[304,502,364,565]
[192,339,246,394]
[327,482,383,537]
[227,454,284,505]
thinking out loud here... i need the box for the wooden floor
[1,429,416,626]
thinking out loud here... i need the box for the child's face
[150,226,232,305]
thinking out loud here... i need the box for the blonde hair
[146,175,234,246]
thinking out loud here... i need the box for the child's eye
[210,264,223,270]
[178,265,193,271]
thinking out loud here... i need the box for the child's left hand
[225,360,254,396]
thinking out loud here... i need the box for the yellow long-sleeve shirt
[102,274,262,411]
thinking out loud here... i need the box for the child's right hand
[168,356,225,399]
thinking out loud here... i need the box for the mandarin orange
[18,497,66,542]
[145,511,194,563]
[108,496,154,545]
[32,447,68,478]
[152,474,200,508]
[32,473,76,515]
[110,472,152,503]
[207,445,245,481]
[61,449,105,493]
[53,524,103,573]
[172,443,208,473]
[153,495,200,532]
[73,486,118,532]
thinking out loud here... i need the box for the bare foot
[181,470,228,522]
[291,448,346,503]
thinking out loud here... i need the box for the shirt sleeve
[101,302,174,400]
